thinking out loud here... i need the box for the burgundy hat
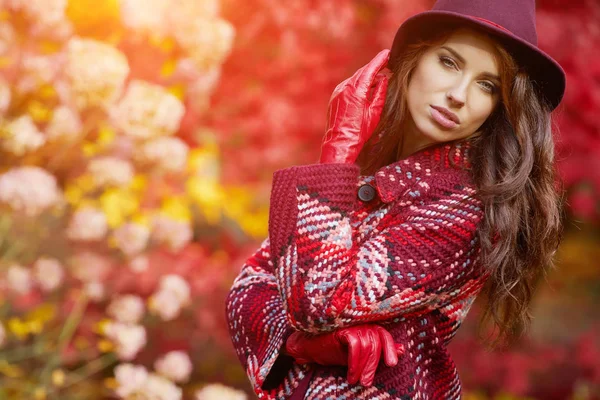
[389,0,566,111]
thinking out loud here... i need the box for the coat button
[358,184,376,202]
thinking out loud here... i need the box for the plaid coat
[226,142,490,399]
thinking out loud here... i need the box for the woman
[226,0,566,398]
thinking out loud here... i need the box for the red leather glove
[319,49,392,164]
[284,324,405,387]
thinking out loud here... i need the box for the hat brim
[389,10,566,110]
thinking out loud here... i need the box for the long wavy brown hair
[355,23,565,349]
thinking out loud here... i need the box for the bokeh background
[0,0,598,399]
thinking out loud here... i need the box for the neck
[396,119,435,160]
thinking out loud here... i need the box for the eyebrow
[441,46,501,82]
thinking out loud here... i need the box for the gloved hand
[319,49,392,164]
[284,324,405,387]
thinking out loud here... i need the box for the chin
[416,120,455,143]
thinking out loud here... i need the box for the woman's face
[405,28,502,147]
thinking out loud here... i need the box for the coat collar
[373,141,473,203]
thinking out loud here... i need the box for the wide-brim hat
[389,0,566,111]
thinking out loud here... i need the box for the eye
[479,81,497,93]
[439,55,457,69]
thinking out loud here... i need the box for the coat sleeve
[225,236,312,398]
[268,162,487,334]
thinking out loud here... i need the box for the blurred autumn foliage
[0,0,598,399]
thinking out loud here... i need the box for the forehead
[438,28,501,73]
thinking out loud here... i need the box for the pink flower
[128,255,149,273]
[5,0,68,31]
[32,257,64,292]
[112,223,150,257]
[107,294,145,324]
[6,264,33,295]
[65,38,130,110]
[1,115,45,156]
[84,281,105,302]
[172,18,235,70]
[113,363,182,399]
[109,80,185,139]
[104,322,147,361]
[16,53,62,94]
[118,0,169,35]
[70,251,112,283]
[0,78,11,114]
[88,157,134,187]
[0,23,15,56]
[46,105,83,141]
[148,275,191,321]
[195,383,247,400]
[142,373,182,400]
[159,275,191,305]
[151,215,193,251]
[137,137,189,172]
[154,350,192,383]
[148,289,183,321]
[67,207,108,241]
[114,363,149,398]
[0,167,62,217]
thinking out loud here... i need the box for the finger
[369,72,389,104]
[376,327,398,367]
[344,333,362,385]
[396,343,405,355]
[359,330,380,387]
[348,329,368,385]
[353,49,391,95]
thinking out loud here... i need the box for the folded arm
[268,162,487,334]
[225,237,311,397]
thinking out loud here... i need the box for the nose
[446,80,467,107]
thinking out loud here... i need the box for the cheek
[412,62,445,94]
[408,68,438,109]
[470,98,496,124]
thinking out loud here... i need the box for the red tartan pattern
[226,142,491,399]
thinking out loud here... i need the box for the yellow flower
[34,387,46,399]
[39,41,63,55]
[128,174,147,193]
[160,196,192,222]
[161,59,178,78]
[66,0,121,31]
[38,84,57,100]
[186,176,224,225]
[187,145,220,179]
[149,36,176,52]
[239,209,269,239]
[97,339,114,353]
[27,101,52,123]
[26,304,57,325]
[26,319,43,335]
[94,319,113,335]
[82,141,100,157]
[52,369,66,387]
[97,125,116,147]
[7,317,29,341]
[64,184,84,206]
[104,377,118,390]
[167,84,185,100]
[130,212,150,227]
[99,188,139,228]
[0,360,24,378]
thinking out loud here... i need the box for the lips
[431,105,460,124]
